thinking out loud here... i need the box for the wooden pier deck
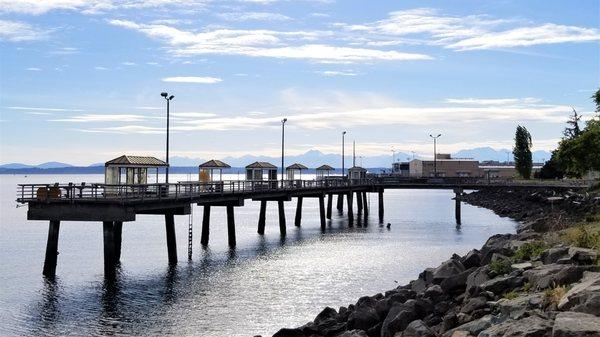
[16,177,590,278]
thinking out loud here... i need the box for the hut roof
[105,155,168,167]
[199,159,231,169]
[316,164,334,171]
[245,161,277,169]
[286,163,308,170]
[348,166,367,172]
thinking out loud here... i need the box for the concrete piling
[227,205,236,247]
[319,195,326,230]
[42,220,61,278]
[257,200,267,235]
[102,221,116,278]
[165,213,177,264]
[378,190,384,223]
[326,194,333,219]
[294,197,303,227]
[337,194,344,211]
[201,205,210,245]
[278,200,286,236]
[347,192,354,225]
[356,192,363,214]
[113,221,123,263]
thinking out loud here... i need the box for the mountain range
[0,147,551,172]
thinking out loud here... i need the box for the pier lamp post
[161,92,174,183]
[281,118,287,183]
[429,134,441,177]
[341,131,347,178]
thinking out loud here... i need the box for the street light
[341,131,347,177]
[281,118,287,182]
[429,134,442,178]
[161,92,175,183]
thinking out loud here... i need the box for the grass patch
[489,259,512,275]
[503,291,519,300]
[513,241,548,261]
[544,284,570,307]
[523,282,532,292]
[563,225,600,250]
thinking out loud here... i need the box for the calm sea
[0,174,516,337]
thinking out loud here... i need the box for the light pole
[281,118,287,182]
[429,134,442,177]
[161,92,174,183]
[341,131,347,177]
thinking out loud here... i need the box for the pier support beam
[227,205,236,247]
[102,221,116,278]
[363,192,369,215]
[165,213,177,264]
[278,200,286,236]
[201,206,210,246]
[378,190,384,223]
[326,194,333,219]
[294,197,303,227]
[454,188,463,225]
[113,221,123,263]
[356,192,363,214]
[347,192,354,225]
[337,194,344,211]
[319,195,326,230]
[42,220,60,278]
[257,201,267,235]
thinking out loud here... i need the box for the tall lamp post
[341,131,347,177]
[281,118,287,182]
[429,134,442,178]
[161,92,174,183]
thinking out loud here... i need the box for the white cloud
[94,66,109,70]
[316,70,358,76]
[50,114,148,122]
[0,19,48,41]
[26,67,42,71]
[217,12,292,22]
[6,106,84,112]
[122,61,136,66]
[171,112,218,118]
[0,0,209,15]
[161,76,222,84]
[445,97,541,105]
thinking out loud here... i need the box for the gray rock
[441,268,477,293]
[314,306,337,324]
[461,250,482,269]
[460,297,488,314]
[424,285,444,299]
[524,264,585,290]
[558,272,600,315]
[382,302,418,337]
[568,247,599,265]
[552,311,600,337]
[478,314,553,337]
[337,330,369,337]
[481,234,515,264]
[272,328,304,337]
[433,259,466,283]
[541,246,569,264]
[347,306,380,331]
[398,320,436,337]
[496,293,544,320]
[480,275,524,294]
[466,267,490,295]
[511,262,534,271]
[441,315,494,337]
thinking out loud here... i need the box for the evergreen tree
[593,88,600,115]
[513,125,533,179]
[563,108,581,139]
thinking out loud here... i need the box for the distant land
[0,147,551,174]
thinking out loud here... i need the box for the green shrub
[564,225,600,250]
[513,241,548,261]
[503,291,519,300]
[523,282,532,292]
[490,259,512,275]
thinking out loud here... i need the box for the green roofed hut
[315,164,334,180]
[246,161,278,189]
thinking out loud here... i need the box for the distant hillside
[452,147,551,163]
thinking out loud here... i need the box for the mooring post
[378,190,384,223]
[278,200,286,236]
[113,221,123,263]
[42,220,61,278]
[258,200,267,235]
[337,194,344,211]
[356,191,363,214]
[347,192,354,225]
[362,192,369,215]
[201,205,210,246]
[319,195,326,230]
[454,188,462,225]
[326,194,333,219]
[165,213,177,264]
[294,197,303,227]
[102,221,116,278]
[227,205,236,247]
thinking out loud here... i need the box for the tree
[563,108,581,139]
[593,88,600,115]
[513,125,533,179]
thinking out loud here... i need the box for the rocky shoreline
[271,187,600,337]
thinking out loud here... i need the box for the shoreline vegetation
[271,186,600,337]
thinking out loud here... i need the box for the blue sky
[0,0,598,165]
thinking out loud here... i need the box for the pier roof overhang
[199,160,231,169]
[316,165,334,171]
[105,155,168,168]
[286,163,308,171]
[246,161,277,169]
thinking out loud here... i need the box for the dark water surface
[0,174,517,336]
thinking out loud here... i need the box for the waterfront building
[409,154,479,178]
[348,166,367,180]
[315,164,334,180]
[104,155,168,185]
[392,162,410,177]
[199,160,230,182]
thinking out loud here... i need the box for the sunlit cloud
[217,12,292,22]
[0,19,49,41]
[6,106,85,112]
[316,70,358,76]
[0,0,210,15]
[50,114,149,122]
[26,67,42,71]
[161,76,222,84]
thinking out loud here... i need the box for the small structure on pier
[286,163,308,180]
[104,155,168,184]
[246,162,278,188]
[348,166,367,180]
[199,160,230,182]
[316,164,334,180]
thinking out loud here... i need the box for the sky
[0,0,598,166]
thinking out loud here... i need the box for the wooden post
[378,190,384,223]
[319,195,326,230]
[337,194,343,211]
[227,205,236,247]
[294,197,303,227]
[103,221,116,278]
[326,194,333,219]
[201,205,210,246]
[42,220,60,278]
[258,200,267,235]
[113,221,123,263]
[165,213,177,264]
[356,191,363,214]
[454,188,462,225]
[363,192,369,215]
[278,200,286,236]
[347,192,354,225]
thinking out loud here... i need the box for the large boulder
[480,234,515,264]
[460,297,488,315]
[557,272,600,316]
[337,330,369,337]
[461,250,482,269]
[480,275,524,295]
[272,328,305,337]
[568,247,599,265]
[541,245,570,264]
[397,320,436,337]
[552,311,600,337]
[465,267,490,295]
[478,314,553,337]
[523,264,586,290]
[441,315,494,337]
[441,268,477,293]
[381,301,421,337]
[347,306,380,331]
[314,307,337,324]
[432,259,466,284]
[495,293,544,320]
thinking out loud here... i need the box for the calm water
[0,174,517,337]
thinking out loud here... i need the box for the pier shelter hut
[315,165,334,180]
[246,162,278,189]
[198,159,231,192]
[104,155,168,194]
[348,166,367,184]
[286,163,308,187]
